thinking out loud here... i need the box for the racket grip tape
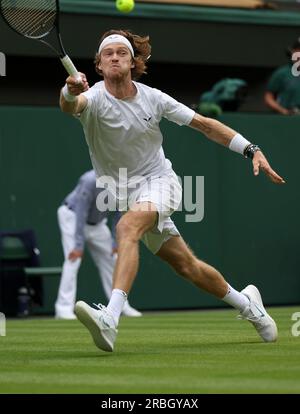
[60,55,81,82]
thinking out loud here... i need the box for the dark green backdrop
[0,107,299,312]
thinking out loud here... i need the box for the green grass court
[0,306,299,394]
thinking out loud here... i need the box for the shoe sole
[122,311,143,317]
[242,285,278,342]
[75,301,114,352]
[55,316,77,320]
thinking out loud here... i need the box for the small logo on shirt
[143,116,152,122]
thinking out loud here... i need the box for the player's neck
[104,77,137,100]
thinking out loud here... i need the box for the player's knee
[116,217,140,243]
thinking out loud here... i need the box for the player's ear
[131,59,135,69]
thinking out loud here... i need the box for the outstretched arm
[189,113,285,184]
[59,73,89,114]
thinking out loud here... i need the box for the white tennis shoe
[75,301,118,352]
[55,312,76,320]
[238,284,278,342]
[122,302,142,317]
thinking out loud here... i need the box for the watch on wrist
[243,144,261,159]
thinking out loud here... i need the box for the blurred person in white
[55,169,142,319]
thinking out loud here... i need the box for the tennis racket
[0,0,81,81]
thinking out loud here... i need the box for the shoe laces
[92,303,106,311]
[92,303,116,327]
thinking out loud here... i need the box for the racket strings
[1,0,56,38]
[10,7,52,35]
[17,8,55,37]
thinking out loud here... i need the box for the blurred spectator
[197,78,248,117]
[55,170,142,319]
[264,37,300,115]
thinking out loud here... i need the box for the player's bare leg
[113,202,157,293]
[156,236,277,342]
[75,202,158,351]
[156,236,228,297]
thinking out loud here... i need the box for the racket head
[0,0,58,40]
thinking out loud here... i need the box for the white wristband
[229,133,251,155]
[62,84,77,102]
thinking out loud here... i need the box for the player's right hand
[66,72,89,95]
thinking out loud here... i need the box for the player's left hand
[252,151,286,184]
[68,249,83,261]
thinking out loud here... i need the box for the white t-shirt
[79,81,195,199]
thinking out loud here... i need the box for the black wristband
[243,144,261,159]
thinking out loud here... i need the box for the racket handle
[60,55,81,82]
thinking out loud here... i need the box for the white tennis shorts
[126,170,182,254]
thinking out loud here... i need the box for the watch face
[245,144,260,159]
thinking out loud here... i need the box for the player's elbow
[190,113,213,135]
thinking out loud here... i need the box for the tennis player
[60,30,285,352]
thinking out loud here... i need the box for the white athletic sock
[107,289,127,325]
[222,284,250,312]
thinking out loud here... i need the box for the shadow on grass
[66,340,264,358]
[28,338,265,362]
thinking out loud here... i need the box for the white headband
[98,34,135,57]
